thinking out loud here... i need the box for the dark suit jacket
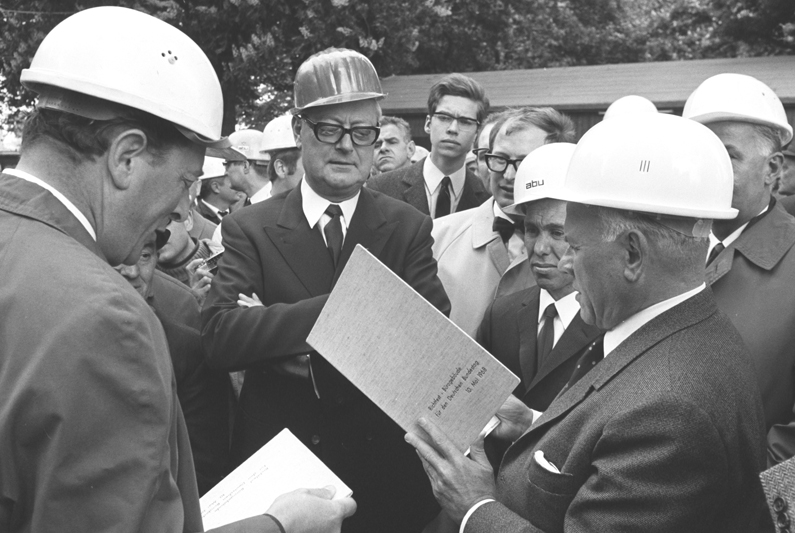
[465,289,769,533]
[195,199,223,225]
[367,157,490,216]
[202,184,450,533]
[477,286,601,412]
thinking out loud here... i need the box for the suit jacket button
[775,497,788,513]
[311,434,321,445]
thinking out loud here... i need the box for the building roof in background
[380,56,795,114]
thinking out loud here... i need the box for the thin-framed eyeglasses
[299,116,380,146]
[485,154,524,173]
[222,160,248,168]
[431,112,480,131]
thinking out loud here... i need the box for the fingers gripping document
[200,429,352,530]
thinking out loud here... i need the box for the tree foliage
[0,0,793,135]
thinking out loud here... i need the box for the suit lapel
[403,161,429,216]
[333,188,397,284]
[458,171,480,213]
[517,287,540,388]
[523,289,717,438]
[264,187,335,296]
[527,313,599,390]
[471,200,511,273]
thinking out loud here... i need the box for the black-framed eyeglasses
[299,116,380,146]
[431,112,480,131]
[485,154,524,173]
[472,147,489,159]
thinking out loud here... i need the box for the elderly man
[202,48,450,533]
[0,7,354,533]
[684,74,795,465]
[472,112,507,187]
[431,108,575,337]
[407,113,769,532]
[478,143,601,411]
[373,116,416,173]
[368,73,491,218]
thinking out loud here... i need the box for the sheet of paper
[200,429,352,530]
[307,245,520,452]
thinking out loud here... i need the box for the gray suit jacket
[466,289,769,533]
[367,157,490,216]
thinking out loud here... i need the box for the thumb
[468,436,490,468]
[301,485,336,499]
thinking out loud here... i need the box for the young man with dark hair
[368,73,491,218]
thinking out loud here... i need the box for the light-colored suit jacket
[432,198,534,337]
[466,289,769,532]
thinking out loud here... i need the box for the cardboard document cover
[307,245,520,452]
[200,429,352,530]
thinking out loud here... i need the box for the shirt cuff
[460,499,496,533]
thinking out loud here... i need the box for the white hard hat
[683,73,793,145]
[603,95,657,121]
[560,113,737,228]
[229,129,269,161]
[21,6,226,148]
[260,115,297,152]
[504,143,576,216]
[199,157,227,181]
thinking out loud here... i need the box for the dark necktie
[244,197,252,207]
[435,176,452,219]
[218,209,229,218]
[706,242,724,266]
[536,303,557,367]
[324,204,344,267]
[493,217,518,244]
[560,336,604,393]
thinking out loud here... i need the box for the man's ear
[107,129,149,190]
[424,115,431,136]
[274,159,286,180]
[764,152,784,188]
[292,116,302,149]
[184,210,194,231]
[210,179,221,194]
[621,229,646,283]
[407,140,416,159]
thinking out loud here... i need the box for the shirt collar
[4,168,96,241]
[708,204,769,253]
[249,181,272,204]
[538,288,580,329]
[603,284,706,357]
[200,198,223,216]
[423,156,466,197]
[301,177,359,229]
[492,200,512,222]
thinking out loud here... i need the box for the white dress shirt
[248,181,272,204]
[424,157,466,218]
[301,177,359,245]
[706,205,768,260]
[537,289,580,347]
[4,168,96,241]
[603,284,706,357]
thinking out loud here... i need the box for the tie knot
[542,303,557,320]
[218,210,229,217]
[493,217,517,243]
[325,204,343,218]
[441,176,451,186]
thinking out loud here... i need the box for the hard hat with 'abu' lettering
[603,95,657,121]
[504,143,576,216]
[292,48,385,115]
[683,73,792,145]
[21,6,226,148]
[559,113,737,231]
[260,115,297,152]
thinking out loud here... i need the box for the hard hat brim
[291,92,386,115]
[559,193,739,220]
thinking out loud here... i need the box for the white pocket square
[534,450,561,473]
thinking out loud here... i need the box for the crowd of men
[1,5,794,533]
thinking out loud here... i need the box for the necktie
[324,204,344,267]
[244,197,252,207]
[536,303,558,368]
[560,336,604,392]
[493,217,518,244]
[218,210,229,218]
[435,176,452,218]
[706,242,724,266]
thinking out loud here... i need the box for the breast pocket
[523,456,583,533]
